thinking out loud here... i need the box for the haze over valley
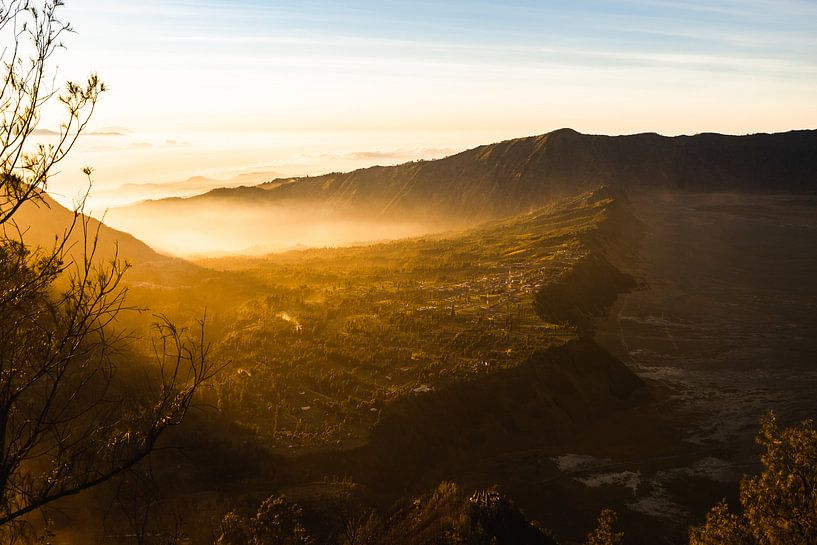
[3,1,817,545]
[103,128,817,257]
[13,126,817,543]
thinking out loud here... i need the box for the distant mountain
[120,171,282,195]
[95,171,282,206]
[130,129,816,222]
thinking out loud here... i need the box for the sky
[36,0,817,206]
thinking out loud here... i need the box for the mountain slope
[137,129,817,222]
[10,191,166,265]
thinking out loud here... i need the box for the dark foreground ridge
[345,339,647,491]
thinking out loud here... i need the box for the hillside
[166,187,644,452]
[120,129,817,225]
[5,191,220,307]
[10,191,166,265]
[80,186,667,545]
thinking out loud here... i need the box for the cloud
[343,148,456,161]
[305,147,457,165]
[33,128,129,137]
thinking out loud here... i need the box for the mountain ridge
[123,128,817,224]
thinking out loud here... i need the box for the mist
[45,128,476,210]
[104,198,437,257]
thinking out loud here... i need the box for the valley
[52,187,650,544]
[103,129,817,257]
[3,0,816,541]
[9,132,817,545]
[128,188,635,452]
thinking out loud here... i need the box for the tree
[0,0,214,537]
[584,509,623,545]
[216,495,315,545]
[332,482,556,545]
[688,501,753,545]
[690,412,817,545]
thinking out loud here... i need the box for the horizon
[49,125,815,211]
[39,0,817,208]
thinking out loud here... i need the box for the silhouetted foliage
[584,509,623,545]
[0,1,214,539]
[216,495,314,545]
[315,482,554,545]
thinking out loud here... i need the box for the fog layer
[104,199,435,257]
